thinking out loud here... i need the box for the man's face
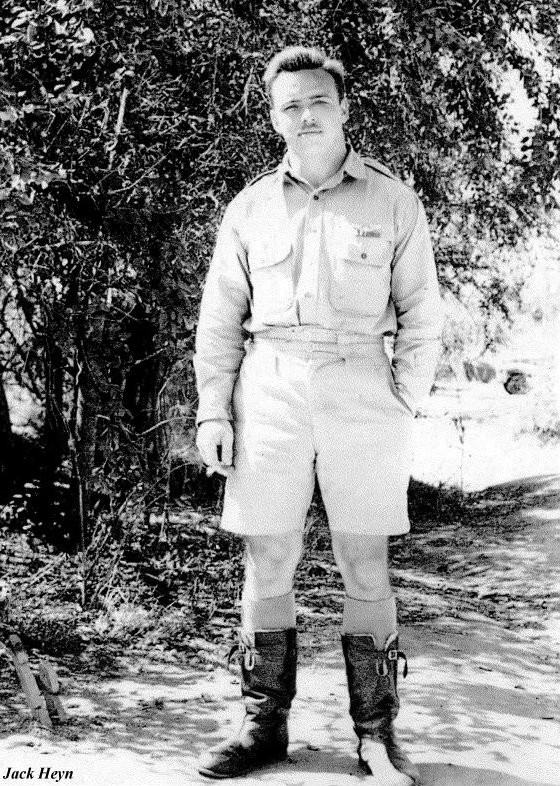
[269,68,349,156]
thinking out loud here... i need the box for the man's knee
[245,531,303,566]
[331,533,390,598]
[243,531,303,597]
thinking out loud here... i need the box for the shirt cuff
[196,410,232,427]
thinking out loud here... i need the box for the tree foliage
[0,0,558,590]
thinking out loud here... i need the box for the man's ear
[340,96,349,124]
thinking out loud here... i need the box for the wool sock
[342,594,397,646]
[241,590,297,633]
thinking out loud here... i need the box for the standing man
[194,46,442,785]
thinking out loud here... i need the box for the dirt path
[1,476,559,786]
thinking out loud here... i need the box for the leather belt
[253,326,386,346]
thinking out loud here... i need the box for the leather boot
[197,628,297,778]
[341,632,421,785]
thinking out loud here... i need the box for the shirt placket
[296,190,324,324]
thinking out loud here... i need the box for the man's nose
[301,106,314,123]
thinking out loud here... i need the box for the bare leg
[331,533,396,641]
[242,531,304,631]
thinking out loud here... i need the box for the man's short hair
[263,46,346,102]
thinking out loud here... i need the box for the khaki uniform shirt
[194,147,443,424]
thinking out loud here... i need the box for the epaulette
[245,166,280,189]
[363,157,400,182]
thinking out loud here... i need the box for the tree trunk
[72,302,109,607]
[43,341,67,469]
[73,361,100,608]
[36,341,69,546]
[0,370,14,485]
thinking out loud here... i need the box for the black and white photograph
[1,2,559,785]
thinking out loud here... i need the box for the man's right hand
[196,419,234,477]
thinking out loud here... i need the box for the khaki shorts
[221,336,415,536]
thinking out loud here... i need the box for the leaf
[11,14,31,29]
[80,26,95,44]
[15,191,34,205]
[0,108,18,123]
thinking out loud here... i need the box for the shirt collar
[279,144,368,185]
[343,146,368,181]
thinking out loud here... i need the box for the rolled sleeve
[390,191,443,413]
[193,199,251,425]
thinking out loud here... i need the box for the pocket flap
[344,236,393,267]
[251,238,293,270]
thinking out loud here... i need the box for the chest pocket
[329,234,393,317]
[249,237,295,319]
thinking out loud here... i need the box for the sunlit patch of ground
[413,310,559,492]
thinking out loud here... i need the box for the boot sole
[198,750,288,779]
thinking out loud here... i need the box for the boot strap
[227,641,257,671]
[382,648,408,678]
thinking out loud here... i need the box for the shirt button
[361,252,367,259]
[313,194,319,201]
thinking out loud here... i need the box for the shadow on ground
[1,475,559,785]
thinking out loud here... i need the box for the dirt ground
[1,473,559,786]
[2,307,559,784]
